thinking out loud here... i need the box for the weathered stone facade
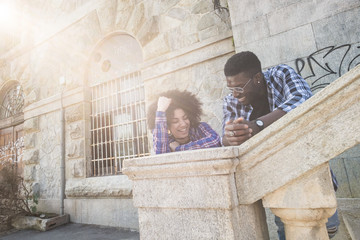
[0,0,359,237]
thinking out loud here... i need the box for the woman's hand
[169,141,180,152]
[157,96,172,112]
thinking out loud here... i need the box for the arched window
[0,82,24,172]
[0,84,24,119]
[88,33,149,176]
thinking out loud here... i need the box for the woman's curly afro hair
[147,90,203,130]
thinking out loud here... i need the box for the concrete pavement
[0,223,140,240]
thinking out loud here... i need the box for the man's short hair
[224,51,262,77]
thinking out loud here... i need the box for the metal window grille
[90,71,149,176]
[0,85,24,119]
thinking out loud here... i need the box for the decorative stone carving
[65,104,83,123]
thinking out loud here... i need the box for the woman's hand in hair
[157,96,172,112]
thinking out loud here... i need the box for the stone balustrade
[123,65,360,239]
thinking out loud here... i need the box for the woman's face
[169,108,190,143]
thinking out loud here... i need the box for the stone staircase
[332,198,360,240]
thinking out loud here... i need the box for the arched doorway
[0,82,24,174]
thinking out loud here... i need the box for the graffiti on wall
[295,44,360,92]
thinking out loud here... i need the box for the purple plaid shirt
[152,111,221,154]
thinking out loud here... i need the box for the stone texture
[64,198,139,230]
[66,139,84,159]
[24,132,37,149]
[232,16,270,45]
[65,104,84,123]
[192,0,213,14]
[23,149,39,165]
[313,7,360,48]
[267,0,360,35]
[23,117,39,133]
[65,175,133,198]
[68,122,84,139]
[235,24,317,69]
[11,214,70,232]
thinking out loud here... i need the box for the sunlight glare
[0,1,17,31]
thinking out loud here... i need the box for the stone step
[342,210,360,240]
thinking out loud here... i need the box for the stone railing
[123,65,360,240]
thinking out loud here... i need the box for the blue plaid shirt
[153,111,221,154]
[223,64,312,134]
[222,64,338,190]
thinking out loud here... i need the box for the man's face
[226,72,256,105]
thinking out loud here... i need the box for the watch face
[256,120,264,127]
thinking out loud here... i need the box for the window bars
[90,71,149,176]
[0,85,24,119]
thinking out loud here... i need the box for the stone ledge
[11,214,70,232]
[65,175,133,198]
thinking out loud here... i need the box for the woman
[147,90,221,154]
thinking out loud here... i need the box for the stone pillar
[123,148,269,240]
[262,163,337,240]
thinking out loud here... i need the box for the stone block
[65,175,133,198]
[23,149,39,165]
[267,0,360,35]
[236,24,316,69]
[137,16,160,47]
[313,7,360,48]
[125,2,145,35]
[11,214,70,232]
[23,117,39,133]
[138,208,237,240]
[24,133,37,149]
[64,198,139,230]
[143,34,171,60]
[167,7,187,21]
[67,158,85,178]
[199,25,218,41]
[68,121,84,139]
[231,16,269,45]
[197,12,216,31]
[65,104,84,123]
[191,0,213,14]
[66,139,84,159]
[132,175,236,209]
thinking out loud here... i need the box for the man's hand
[170,141,180,152]
[157,96,171,112]
[223,117,252,146]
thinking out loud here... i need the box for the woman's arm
[152,111,171,154]
[175,122,221,151]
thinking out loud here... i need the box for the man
[221,51,339,239]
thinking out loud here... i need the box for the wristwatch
[255,119,264,131]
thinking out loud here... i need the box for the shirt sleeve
[274,65,313,112]
[152,111,171,154]
[175,122,221,151]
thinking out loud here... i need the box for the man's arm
[247,109,286,135]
